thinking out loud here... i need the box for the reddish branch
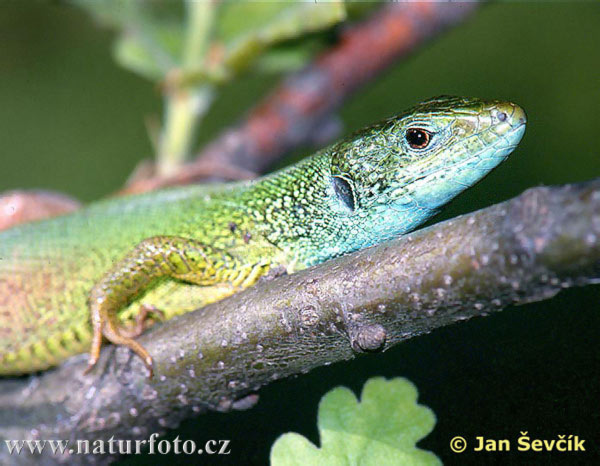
[1,3,481,225]
[0,190,81,231]
[122,1,480,194]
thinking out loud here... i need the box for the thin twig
[123,1,481,194]
[156,0,216,176]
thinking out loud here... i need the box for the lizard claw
[144,355,154,379]
[83,360,96,375]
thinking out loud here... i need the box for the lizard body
[0,96,526,375]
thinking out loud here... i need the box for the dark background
[1,3,599,465]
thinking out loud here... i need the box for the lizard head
[327,95,526,239]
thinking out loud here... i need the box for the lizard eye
[332,176,356,211]
[405,128,431,149]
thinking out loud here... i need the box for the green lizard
[0,96,526,376]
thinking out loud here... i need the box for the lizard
[0,96,527,377]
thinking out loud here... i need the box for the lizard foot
[86,303,154,378]
[120,304,165,339]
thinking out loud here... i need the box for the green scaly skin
[0,96,526,376]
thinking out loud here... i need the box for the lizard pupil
[332,176,356,211]
[406,128,431,149]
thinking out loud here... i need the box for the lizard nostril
[494,102,526,127]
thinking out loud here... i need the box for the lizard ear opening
[332,175,356,212]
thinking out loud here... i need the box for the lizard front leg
[86,235,257,377]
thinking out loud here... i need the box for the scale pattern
[0,96,526,374]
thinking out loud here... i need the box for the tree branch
[0,190,81,231]
[2,177,599,464]
[0,2,481,231]
[122,1,481,194]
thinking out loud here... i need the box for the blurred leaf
[71,0,132,27]
[345,0,382,20]
[114,32,165,81]
[217,1,347,74]
[254,36,329,74]
[270,377,440,466]
[73,0,184,28]
[74,0,346,85]
[73,0,183,81]
[254,46,313,74]
[113,32,160,79]
[113,23,182,81]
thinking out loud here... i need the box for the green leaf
[216,1,346,74]
[113,23,182,81]
[73,0,184,81]
[254,37,326,74]
[270,377,440,466]
[74,1,347,84]
[71,0,131,27]
[113,32,166,81]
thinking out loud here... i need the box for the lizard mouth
[387,116,527,211]
[415,113,527,184]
